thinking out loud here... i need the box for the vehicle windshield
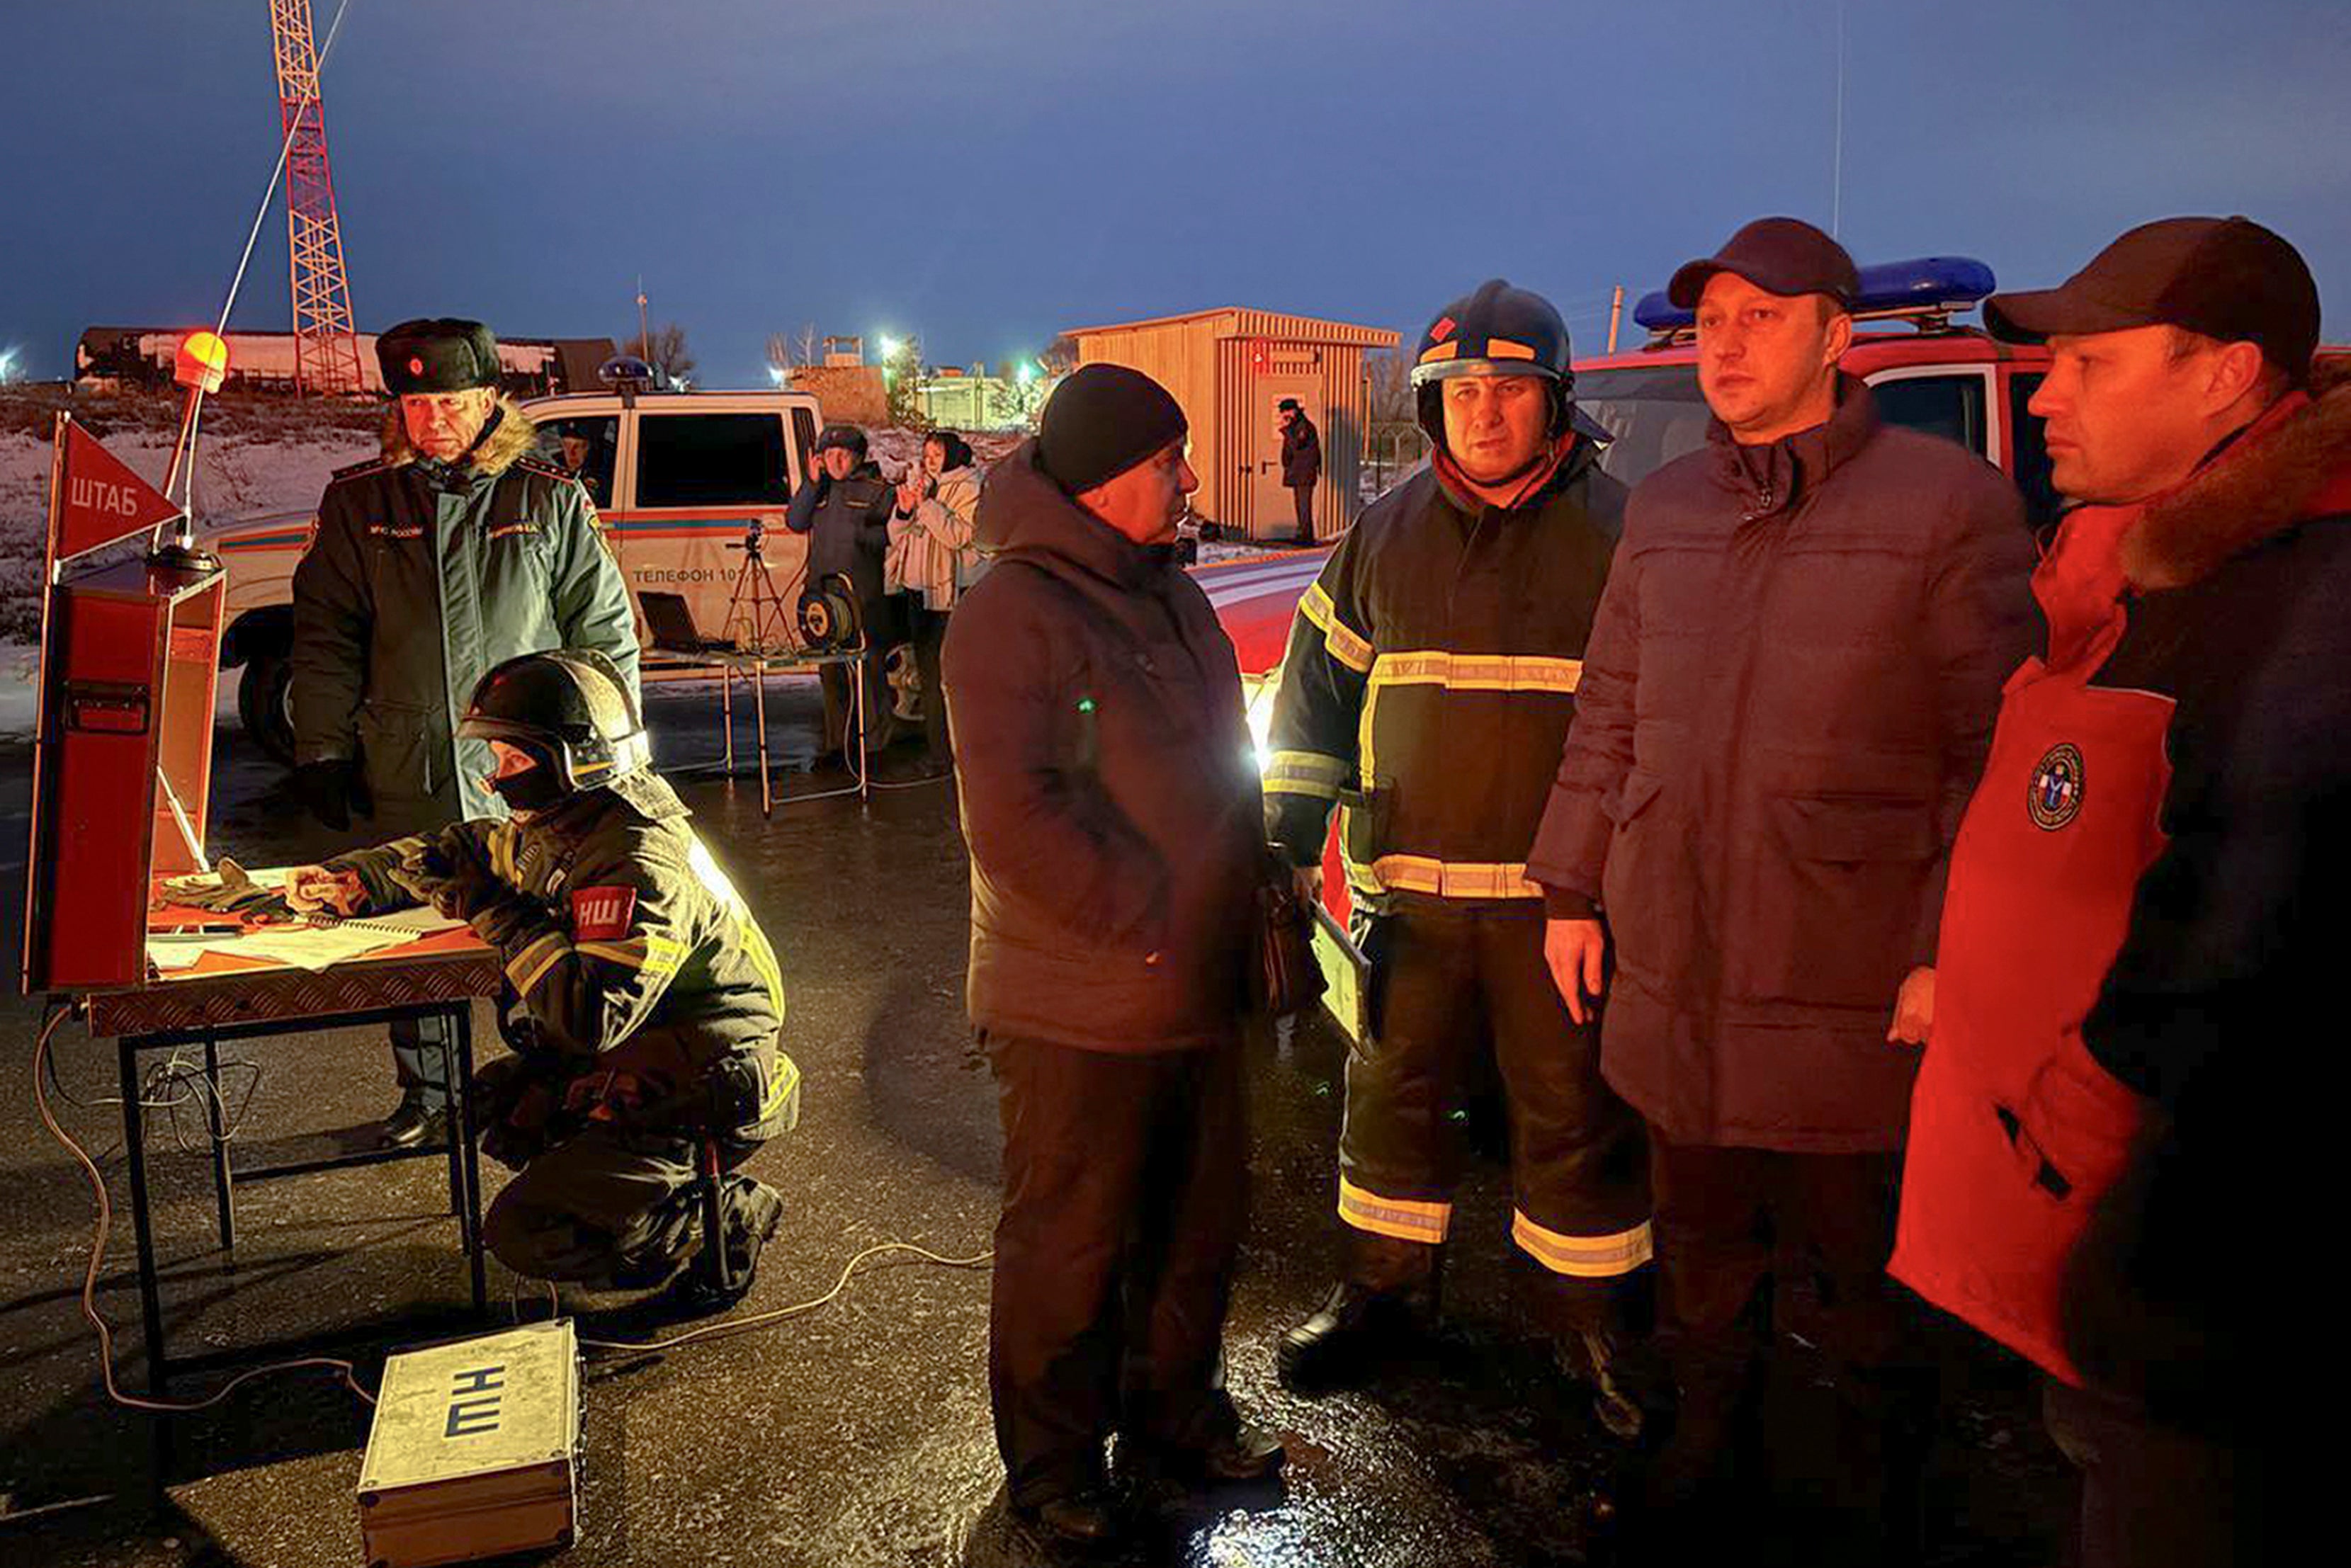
[1575,365,1711,492]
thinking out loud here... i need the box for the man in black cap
[944,363,1283,1547]
[1264,280,1655,1441]
[1526,218,2035,1554]
[785,422,898,759]
[1896,216,2339,1568]
[293,317,638,1149]
[1276,397,1322,544]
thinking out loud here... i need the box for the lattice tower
[268,0,365,395]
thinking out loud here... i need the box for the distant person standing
[887,428,982,776]
[1278,398,1322,545]
[785,423,897,759]
[290,317,638,1149]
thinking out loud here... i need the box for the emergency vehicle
[208,388,829,763]
[1209,257,2066,1028]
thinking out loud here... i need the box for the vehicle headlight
[1245,678,1275,771]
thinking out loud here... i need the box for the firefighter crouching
[285,650,799,1307]
[1264,280,1653,1432]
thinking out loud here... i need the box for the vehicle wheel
[238,653,298,768]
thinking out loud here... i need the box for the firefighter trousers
[483,1123,766,1288]
[1337,904,1651,1315]
[986,1031,1247,1508]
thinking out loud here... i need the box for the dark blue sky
[9,0,2347,387]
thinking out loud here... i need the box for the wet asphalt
[0,680,2074,1567]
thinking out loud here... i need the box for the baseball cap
[1669,217,1861,310]
[1984,216,2321,384]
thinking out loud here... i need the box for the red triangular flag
[53,420,181,562]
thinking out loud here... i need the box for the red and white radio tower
[268,0,365,395]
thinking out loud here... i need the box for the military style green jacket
[332,775,798,1142]
[291,399,640,832]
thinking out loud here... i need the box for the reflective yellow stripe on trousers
[1338,1176,1452,1244]
[1512,1210,1655,1278]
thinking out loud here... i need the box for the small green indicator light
[1077,698,1096,713]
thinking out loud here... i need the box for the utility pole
[636,276,651,361]
[1607,285,1625,354]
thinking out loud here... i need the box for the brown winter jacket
[1526,378,2036,1152]
[942,441,1264,1052]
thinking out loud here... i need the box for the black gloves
[294,759,370,832]
[391,831,506,924]
[471,1052,564,1171]
[429,832,506,924]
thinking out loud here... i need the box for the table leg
[754,663,773,816]
[118,1037,169,1398]
[451,1006,488,1314]
[203,1033,234,1254]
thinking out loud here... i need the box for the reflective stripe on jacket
[1264,439,1623,911]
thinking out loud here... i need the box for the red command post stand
[21,415,223,995]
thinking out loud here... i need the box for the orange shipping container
[1062,307,1399,542]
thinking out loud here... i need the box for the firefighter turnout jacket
[1265,438,1650,1285]
[332,773,798,1142]
[1266,438,1624,905]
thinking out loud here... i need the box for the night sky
[8,0,2347,387]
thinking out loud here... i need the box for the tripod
[720,517,798,653]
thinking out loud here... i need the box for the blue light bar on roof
[1632,256,2000,334]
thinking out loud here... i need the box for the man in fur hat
[291,317,638,1148]
[1894,217,2342,1568]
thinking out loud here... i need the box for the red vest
[1889,498,2169,1386]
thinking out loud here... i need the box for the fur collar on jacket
[380,394,539,477]
[2124,359,2351,590]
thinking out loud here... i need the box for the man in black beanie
[943,363,1284,1547]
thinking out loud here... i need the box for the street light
[0,346,16,385]
[877,335,902,360]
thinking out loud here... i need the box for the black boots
[658,1177,783,1317]
[1554,1326,1650,1442]
[378,1089,450,1149]
[1276,1235,1441,1387]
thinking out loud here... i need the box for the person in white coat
[888,428,984,773]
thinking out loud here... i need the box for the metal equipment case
[357,1319,583,1567]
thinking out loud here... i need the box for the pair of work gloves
[160,858,290,919]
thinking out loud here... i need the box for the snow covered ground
[0,392,380,648]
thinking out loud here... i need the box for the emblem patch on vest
[2028,744,2085,831]
[571,886,638,940]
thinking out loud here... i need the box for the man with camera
[785,422,900,759]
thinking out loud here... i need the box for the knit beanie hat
[1036,364,1187,494]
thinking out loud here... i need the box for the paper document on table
[145,909,467,975]
[222,921,441,972]
[341,908,468,937]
